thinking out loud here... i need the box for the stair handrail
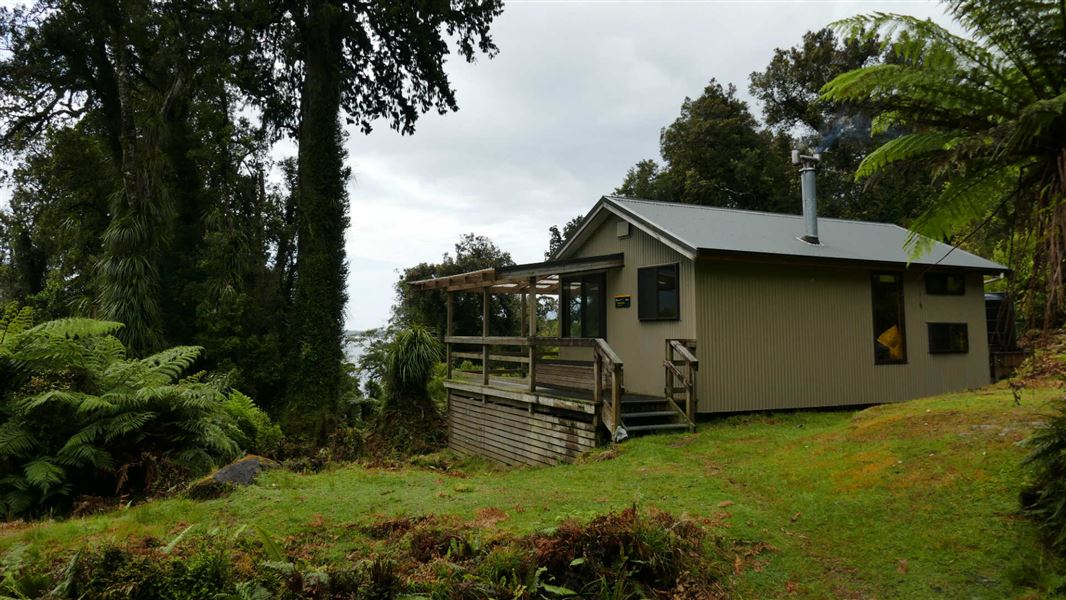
[593,338,624,441]
[665,339,698,426]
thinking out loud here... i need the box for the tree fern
[823,0,1066,325]
[0,307,277,518]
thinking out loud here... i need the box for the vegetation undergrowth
[0,507,730,599]
[0,384,1062,598]
[0,306,280,519]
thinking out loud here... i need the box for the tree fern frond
[139,346,203,382]
[23,459,64,492]
[905,163,1020,256]
[100,412,157,443]
[25,318,124,341]
[0,422,39,458]
[856,131,972,179]
[16,391,97,414]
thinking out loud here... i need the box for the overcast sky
[340,0,950,331]
[0,0,951,331]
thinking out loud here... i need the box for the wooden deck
[445,373,693,466]
[445,376,600,466]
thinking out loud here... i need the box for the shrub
[0,306,276,518]
[1023,398,1066,550]
[223,390,284,456]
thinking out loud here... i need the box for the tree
[822,1,1066,325]
[616,159,667,201]
[241,0,503,440]
[546,215,586,259]
[394,234,519,340]
[614,80,794,212]
[749,28,937,223]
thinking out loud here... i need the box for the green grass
[3,384,1063,598]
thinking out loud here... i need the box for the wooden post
[446,292,454,379]
[527,276,537,393]
[520,290,528,337]
[482,288,489,386]
[592,350,602,407]
[687,364,696,424]
[611,365,621,438]
[664,340,673,402]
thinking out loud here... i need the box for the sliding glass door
[561,272,607,339]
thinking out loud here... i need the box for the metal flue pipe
[791,149,821,245]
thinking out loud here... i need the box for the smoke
[814,113,872,153]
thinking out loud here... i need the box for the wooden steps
[617,394,692,437]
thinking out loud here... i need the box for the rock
[187,454,279,500]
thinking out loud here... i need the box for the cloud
[340,1,949,330]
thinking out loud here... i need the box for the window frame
[927,322,969,354]
[637,262,681,322]
[924,272,966,296]
[561,272,608,339]
[870,272,908,365]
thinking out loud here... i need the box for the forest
[0,2,1065,595]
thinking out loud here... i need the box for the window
[925,272,966,295]
[928,323,969,353]
[561,273,606,338]
[638,264,680,321]
[871,273,907,364]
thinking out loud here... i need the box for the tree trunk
[98,7,165,355]
[286,0,348,440]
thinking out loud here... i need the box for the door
[562,272,607,339]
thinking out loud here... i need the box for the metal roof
[557,196,1007,272]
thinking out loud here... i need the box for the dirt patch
[359,515,430,540]
[832,449,899,493]
[846,407,1041,444]
[470,507,508,528]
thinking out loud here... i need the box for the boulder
[187,454,280,500]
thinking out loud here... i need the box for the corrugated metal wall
[560,212,696,396]
[692,261,991,412]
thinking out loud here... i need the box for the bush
[1023,398,1066,550]
[223,390,284,457]
[0,306,277,518]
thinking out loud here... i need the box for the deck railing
[443,335,625,436]
[665,339,698,425]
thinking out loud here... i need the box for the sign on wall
[614,295,631,309]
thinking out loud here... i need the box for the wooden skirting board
[448,393,598,466]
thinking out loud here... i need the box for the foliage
[367,326,446,458]
[0,2,295,419]
[1023,398,1066,551]
[546,215,586,259]
[822,1,1066,325]
[393,233,520,338]
[222,391,284,457]
[0,307,272,518]
[9,507,728,599]
[615,80,795,212]
[748,27,938,224]
[232,0,504,442]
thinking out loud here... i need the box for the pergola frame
[408,252,629,436]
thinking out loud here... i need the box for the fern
[822,1,1066,324]
[0,307,276,518]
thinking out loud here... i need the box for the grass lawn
[2,383,1062,598]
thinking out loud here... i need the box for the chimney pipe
[791,150,821,244]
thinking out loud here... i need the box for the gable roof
[555,196,1007,273]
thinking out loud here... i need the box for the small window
[638,264,680,321]
[871,273,907,364]
[925,272,965,295]
[928,323,969,354]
